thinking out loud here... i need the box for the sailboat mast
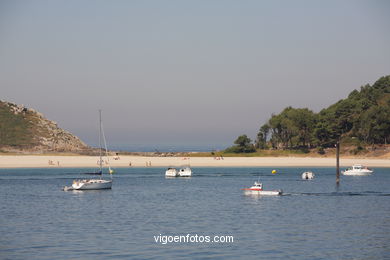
[99,109,103,175]
[101,113,113,178]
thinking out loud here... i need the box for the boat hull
[165,174,178,177]
[243,189,282,196]
[72,180,112,190]
[178,172,192,177]
[178,167,192,177]
[165,169,179,177]
[342,170,373,176]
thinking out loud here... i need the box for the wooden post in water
[336,140,340,185]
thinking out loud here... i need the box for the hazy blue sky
[1,0,389,148]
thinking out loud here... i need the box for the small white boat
[178,166,192,177]
[63,110,114,191]
[302,171,315,180]
[342,164,373,176]
[165,167,179,177]
[242,181,282,196]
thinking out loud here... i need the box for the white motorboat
[342,164,373,176]
[302,171,315,180]
[165,167,179,177]
[63,110,114,191]
[178,166,192,177]
[242,181,282,196]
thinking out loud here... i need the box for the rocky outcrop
[0,100,91,153]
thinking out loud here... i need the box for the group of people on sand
[126,161,151,167]
[48,160,60,166]
[97,159,110,165]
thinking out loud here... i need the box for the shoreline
[0,155,389,168]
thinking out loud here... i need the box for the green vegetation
[189,149,314,157]
[0,102,36,147]
[225,135,256,153]
[0,100,89,153]
[228,75,390,154]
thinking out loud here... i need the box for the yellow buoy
[272,170,277,174]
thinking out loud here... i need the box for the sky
[1,0,389,149]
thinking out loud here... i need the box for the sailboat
[63,110,113,191]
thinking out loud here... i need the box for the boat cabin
[253,181,263,190]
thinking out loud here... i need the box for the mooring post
[336,140,340,185]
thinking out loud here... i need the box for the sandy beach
[0,155,389,168]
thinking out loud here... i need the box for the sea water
[0,167,389,259]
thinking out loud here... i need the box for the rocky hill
[0,100,90,153]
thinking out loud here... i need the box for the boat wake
[284,191,389,197]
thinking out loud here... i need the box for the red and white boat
[242,181,282,196]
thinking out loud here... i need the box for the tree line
[227,75,390,153]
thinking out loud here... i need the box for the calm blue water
[0,167,389,260]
